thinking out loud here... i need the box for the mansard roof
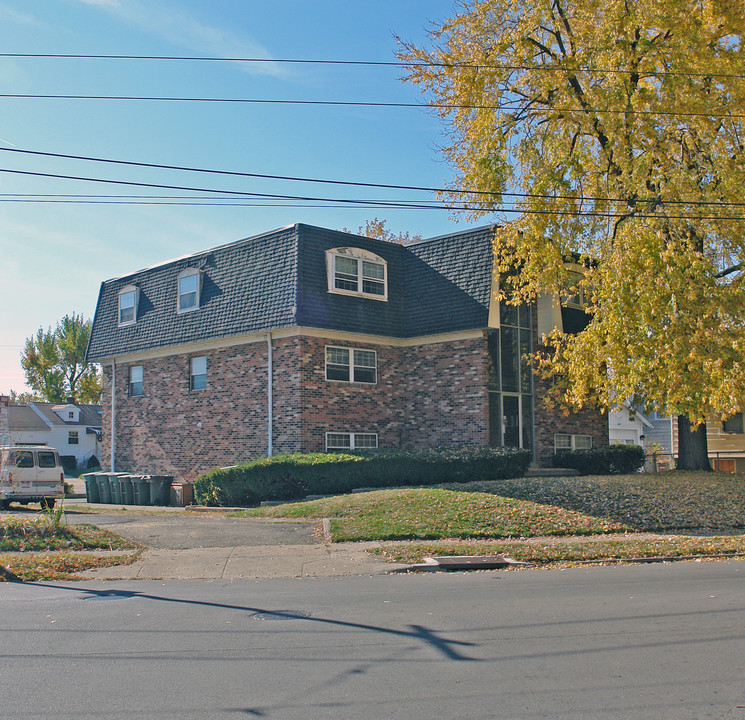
[86,223,494,361]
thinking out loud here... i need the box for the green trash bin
[119,475,135,505]
[148,475,173,506]
[131,476,151,506]
[107,473,124,504]
[96,473,112,504]
[83,472,100,503]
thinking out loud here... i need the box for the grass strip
[368,535,745,566]
[0,550,141,582]
[0,518,139,552]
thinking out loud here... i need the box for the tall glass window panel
[487,331,500,390]
[500,327,520,393]
[521,393,533,452]
[502,395,521,447]
[520,328,532,394]
[488,392,502,446]
[500,302,518,327]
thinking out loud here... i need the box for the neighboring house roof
[27,402,103,429]
[8,405,49,432]
[87,223,495,361]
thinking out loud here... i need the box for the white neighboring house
[608,404,654,447]
[8,401,102,466]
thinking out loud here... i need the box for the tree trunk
[676,416,712,471]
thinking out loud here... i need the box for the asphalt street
[2,560,744,720]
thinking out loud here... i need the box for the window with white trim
[325,432,378,451]
[178,269,202,313]
[68,431,79,445]
[118,286,138,326]
[325,346,377,384]
[327,248,387,300]
[190,356,207,391]
[723,412,743,434]
[129,365,143,397]
[554,433,593,451]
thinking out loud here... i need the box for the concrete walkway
[60,496,409,581]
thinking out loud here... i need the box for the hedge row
[193,446,533,507]
[551,444,646,475]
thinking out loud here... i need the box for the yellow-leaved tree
[399,0,745,470]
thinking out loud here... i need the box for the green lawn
[238,471,745,565]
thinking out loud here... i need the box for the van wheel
[39,498,56,510]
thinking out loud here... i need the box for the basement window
[325,433,378,451]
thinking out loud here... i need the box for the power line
[1,53,742,79]
[3,147,745,208]
[2,93,743,119]
[1,168,742,220]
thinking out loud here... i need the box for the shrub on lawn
[551,444,645,475]
[193,446,532,507]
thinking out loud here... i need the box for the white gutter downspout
[110,360,116,472]
[267,333,273,457]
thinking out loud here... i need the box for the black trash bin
[96,473,112,504]
[119,475,135,505]
[148,475,173,506]
[131,476,151,506]
[108,473,123,504]
[83,472,100,503]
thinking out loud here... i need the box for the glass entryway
[486,303,534,453]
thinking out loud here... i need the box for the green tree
[21,313,102,404]
[400,0,745,470]
[9,390,41,405]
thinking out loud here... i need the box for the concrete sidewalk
[61,496,409,581]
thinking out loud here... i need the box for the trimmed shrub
[60,455,78,477]
[193,446,532,507]
[551,444,645,475]
[86,455,100,469]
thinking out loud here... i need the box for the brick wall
[400,337,489,448]
[103,338,300,482]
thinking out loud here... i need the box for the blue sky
[0,0,489,395]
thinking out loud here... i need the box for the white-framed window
[326,432,378,451]
[129,365,143,397]
[68,411,74,419]
[327,247,387,300]
[325,346,377,384]
[190,356,207,391]
[178,269,202,313]
[68,431,79,445]
[118,286,139,326]
[561,270,591,309]
[554,433,593,451]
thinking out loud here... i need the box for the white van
[0,446,65,510]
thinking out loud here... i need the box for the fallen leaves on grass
[440,472,745,531]
[0,518,138,552]
[239,487,627,541]
[0,550,141,582]
[369,534,745,565]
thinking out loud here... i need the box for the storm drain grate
[250,609,311,621]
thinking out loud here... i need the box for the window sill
[328,288,388,302]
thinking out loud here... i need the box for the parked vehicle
[0,446,65,510]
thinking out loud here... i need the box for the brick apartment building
[86,223,607,482]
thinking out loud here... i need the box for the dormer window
[118,286,139,326]
[327,248,387,300]
[178,269,202,313]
